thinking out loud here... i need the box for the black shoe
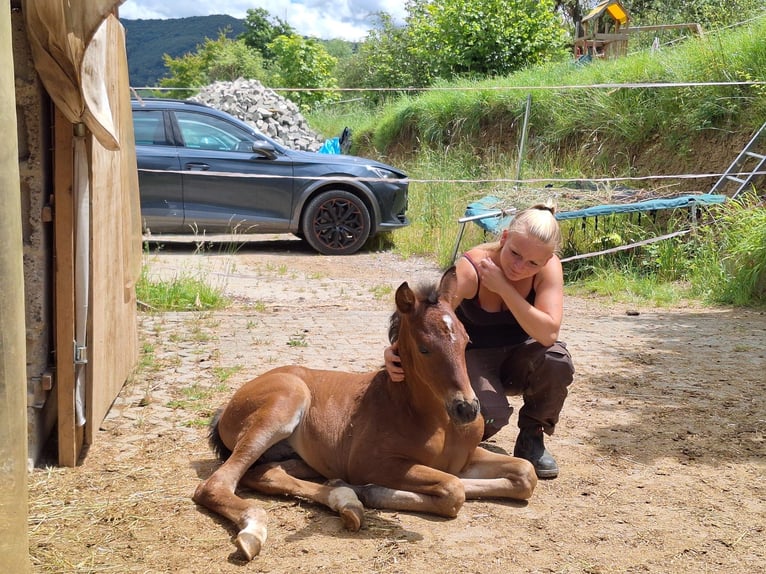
[514,426,559,479]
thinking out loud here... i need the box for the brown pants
[465,339,575,440]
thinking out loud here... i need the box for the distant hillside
[121,15,246,87]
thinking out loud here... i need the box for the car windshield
[175,111,255,152]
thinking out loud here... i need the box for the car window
[175,110,255,152]
[133,110,170,146]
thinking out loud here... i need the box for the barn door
[51,18,141,464]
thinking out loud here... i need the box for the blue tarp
[318,137,342,154]
[465,193,727,234]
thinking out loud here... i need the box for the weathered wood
[53,107,80,467]
[86,17,140,444]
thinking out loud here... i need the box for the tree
[160,32,267,96]
[555,0,589,36]
[268,35,339,109]
[628,0,764,29]
[339,12,429,97]
[405,0,568,79]
[241,7,295,59]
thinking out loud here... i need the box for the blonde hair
[506,202,561,254]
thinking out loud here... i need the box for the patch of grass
[566,267,691,307]
[370,284,394,300]
[136,268,228,311]
[167,382,227,411]
[287,332,309,347]
[137,342,155,372]
[212,365,243,384]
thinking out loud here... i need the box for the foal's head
[389,267,479,425]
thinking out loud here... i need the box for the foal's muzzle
[448,397,481,425]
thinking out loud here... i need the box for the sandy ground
[28,235,765,573]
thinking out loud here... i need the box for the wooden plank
[53,107,79,467]
[86,17,140,443]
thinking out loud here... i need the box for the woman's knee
[540,343,575,386]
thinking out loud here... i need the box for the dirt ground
[28,235,765,573]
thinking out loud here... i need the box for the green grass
[136,267,228,311]
[566,267,693,307]
[287,332,309,347]
[166,382,227,411]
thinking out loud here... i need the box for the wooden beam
[628,23,704,36]
[53,107,81,467]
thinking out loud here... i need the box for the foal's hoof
[236,532,263,561]
[327,482,365,532]
[340,501,365,532]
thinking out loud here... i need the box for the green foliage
[338,12,426,101]
[565,265,690,307]
[159,33,267,96]
[564,196,766,308]
[342,1,568,94]
[240,7,295,59]
[268,35,340,109]
[629,0,764,30]
[406,0,568,79]
[689,194,766,306]
[358,16,766,170]
[136,264,228,311]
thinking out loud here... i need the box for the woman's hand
[383,342,405,382]
[476,256,508,294]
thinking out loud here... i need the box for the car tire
[301,190,372,255]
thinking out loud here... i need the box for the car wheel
[301,190,371,255]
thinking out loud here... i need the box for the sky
[118,0,408,42]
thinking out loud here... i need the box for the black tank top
[455,253,535,349]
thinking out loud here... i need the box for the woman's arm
[478,255,564,347]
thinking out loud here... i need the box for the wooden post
[0,2,32,571]
[53,107,83,466]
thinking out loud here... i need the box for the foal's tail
[208,408,232,461]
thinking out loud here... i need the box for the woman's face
[499,230,554,281]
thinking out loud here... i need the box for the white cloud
[118,0,407,41]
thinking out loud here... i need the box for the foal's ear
[438,266,458,302]
[395,281,416,314]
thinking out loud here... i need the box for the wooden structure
[574,0,630,60]
[573,0,705,61]
[11,0,141,467]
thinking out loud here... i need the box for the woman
[385,203,574,478]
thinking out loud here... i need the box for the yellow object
[606,3,628,25]
[583,0,629,25]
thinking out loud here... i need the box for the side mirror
[251,140,277,160]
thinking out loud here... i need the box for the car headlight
[368,166,399,180]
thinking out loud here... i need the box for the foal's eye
[419,346,429,355]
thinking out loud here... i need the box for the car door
[172,110,296,234]
[132,109,184,232]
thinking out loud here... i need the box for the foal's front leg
[344,464,470,518]
[240,459,366,531]
[458,446,538,500]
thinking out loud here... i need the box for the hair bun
[532,202,557,216]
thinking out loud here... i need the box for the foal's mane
[388,281,441,344]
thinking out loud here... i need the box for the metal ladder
[709,120,766,198]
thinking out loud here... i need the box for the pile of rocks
[189,78,325,151]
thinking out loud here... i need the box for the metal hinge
[74,343,88,365]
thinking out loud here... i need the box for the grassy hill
[121,15,246,87]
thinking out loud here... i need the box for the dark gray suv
[131,98,409,255]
